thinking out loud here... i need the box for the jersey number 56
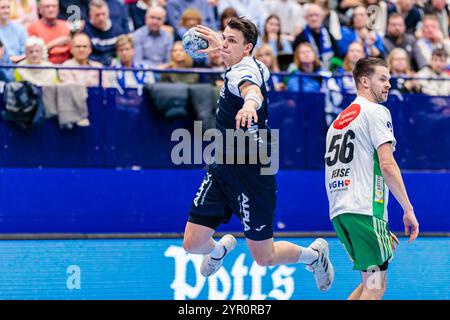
[326,130,355,167]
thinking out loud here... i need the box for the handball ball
[182,28,209,59]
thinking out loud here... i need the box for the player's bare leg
[247,238,334,291]
[347,283,364,300]
[182,222,216,254]
[359,270,387,300]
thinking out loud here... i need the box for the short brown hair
[116,34,134,50]
[432,48,448,59]
[352,57,388,88]
[227,17,258,54]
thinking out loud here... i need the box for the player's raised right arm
[194,25,223,54]
[377,142,419,243]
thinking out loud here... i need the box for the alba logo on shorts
[239,193,251,232]
[333,104,361,130]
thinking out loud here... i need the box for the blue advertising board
[0,237,448,300]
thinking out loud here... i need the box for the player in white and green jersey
[325,57,419,300]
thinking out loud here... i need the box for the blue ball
[182,28,209,59]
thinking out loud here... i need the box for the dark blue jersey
[214,56,273,167]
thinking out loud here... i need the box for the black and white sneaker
[200,234,237,277]
[306,238,334,292]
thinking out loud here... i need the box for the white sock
[209,240,226,259]
[297,246,319,265]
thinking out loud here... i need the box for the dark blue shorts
[189,164,277,241]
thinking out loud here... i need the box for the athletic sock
[209,241,226,259]
[297,246,319,265]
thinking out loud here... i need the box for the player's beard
[371,88,388,103]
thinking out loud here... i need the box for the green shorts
[332,213,394,271]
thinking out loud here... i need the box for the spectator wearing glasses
[59,33,108,87]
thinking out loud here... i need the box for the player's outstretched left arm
[236,83,261,129]
[377,142,420,243]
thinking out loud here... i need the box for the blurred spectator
[330,41,365,94]
[383,13,416,62]
[83,0,126,66]
[292,3,341,69]
[202,48,225,87]
[218,0,268,33]
[336,0,362,26]
[363,0,388,37]
[261,15,293,57]
[264,0,304,41]
[287,42,325,93]
[313,0,342,40]
[129,0,166,29]
[0,39,13,81]
[27,0,71,64]
[342,41,365,73]
[255,43,285,91]
[160,41,199,84]
[413,15,450,70]
[387,47,420,93]
[416,48,450,96]
[132,6,173,68]
[10,0,38,26]
[166,0,217,32]
[59,33,107,87]
[423,0,449,39]
[105,0,130,34]
[108,34,155,91]
[339,6,385,58]
[219,7,238,32]
[0,0,27,63]
[387,0,423,35]
[14,36,58,86]
[175,8,202,41]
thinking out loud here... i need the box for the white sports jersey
[325,96,396,221]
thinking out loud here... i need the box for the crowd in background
[0,0,449,96]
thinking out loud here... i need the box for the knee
[361,286,385,300]
[253,254,276,267]
[182,236,199,253]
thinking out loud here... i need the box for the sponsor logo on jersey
[387,121,393,133]
[328,179,351,193]
[375,175,384,203]
[333,104,361,130]
[331,168,350,178]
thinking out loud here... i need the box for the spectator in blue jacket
[287,42,326,93]
[339,6,385,58]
